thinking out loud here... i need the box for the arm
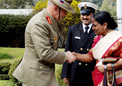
[106,58,122,70]
[73,52,94,62]
[97,58,122,73]
[72,35,102,63]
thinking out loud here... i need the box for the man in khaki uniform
[13,0,76,86]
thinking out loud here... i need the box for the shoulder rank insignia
[46,16,52,24]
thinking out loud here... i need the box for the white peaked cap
[78,2,99,11]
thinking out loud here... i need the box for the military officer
[12,0,76,86]
[61,2,99,86]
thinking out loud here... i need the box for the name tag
[75,36,80,39]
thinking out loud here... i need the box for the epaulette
[46,16,52,24]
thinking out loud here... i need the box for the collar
[83,23,92,33]
[42,9,59,32]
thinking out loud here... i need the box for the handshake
[65,51,76,63]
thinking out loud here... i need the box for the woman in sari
[73,11,122,86]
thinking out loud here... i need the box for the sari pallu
[90,31,122,86]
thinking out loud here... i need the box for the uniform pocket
[29,63,50,72]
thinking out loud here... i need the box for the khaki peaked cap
[50,0,76,13]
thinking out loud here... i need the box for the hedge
[8,58,22,86]
[0,61,11,80]
[0,53,14,80]
[0,53,13,59]
[0,15,32,47]
[0,15,31,32]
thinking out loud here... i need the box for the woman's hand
[72,52,93,62]
[72,52,82,60]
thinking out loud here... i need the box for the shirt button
[40,66,42,70]
[80,48,83,51]
[79,62,82,65]
[87,49,89,51]
[85,63,88,66]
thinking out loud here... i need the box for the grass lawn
[0,47,25,59]
[0,80,14,86]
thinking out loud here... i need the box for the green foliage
[56,64,68,86]
[0,62,11,80]
[32,0,48,14]
[0,15,31,32]
[8,58,22,86]
[99,0,116,17]
[0,62,11,74]
[0,15,31,47]
[0,80,14,86]
[0,74,9,80]
[0,47,25,59]
[0,0,33,9]
[0,53,13,59]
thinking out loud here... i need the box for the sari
[89,31,122,86]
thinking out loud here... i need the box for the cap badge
[84,4,87,9]
[46,16,52,24]
[60,0,64,3]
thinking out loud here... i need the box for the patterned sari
[89,31,122,86]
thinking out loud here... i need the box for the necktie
[85,26,89,35]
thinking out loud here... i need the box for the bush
[0,62,11,80]
[0,74,9,80]
[0,53,13,59]
[8,58,22,86]
[0,15,32,47]
[0,15,31,32]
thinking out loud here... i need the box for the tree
[0,0,34,9]
[100,0,116,17]
[32,0,48,14]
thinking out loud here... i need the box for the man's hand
[63,78,69,85]
[65,51,76,63]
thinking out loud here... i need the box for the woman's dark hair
[93,11,117,30]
